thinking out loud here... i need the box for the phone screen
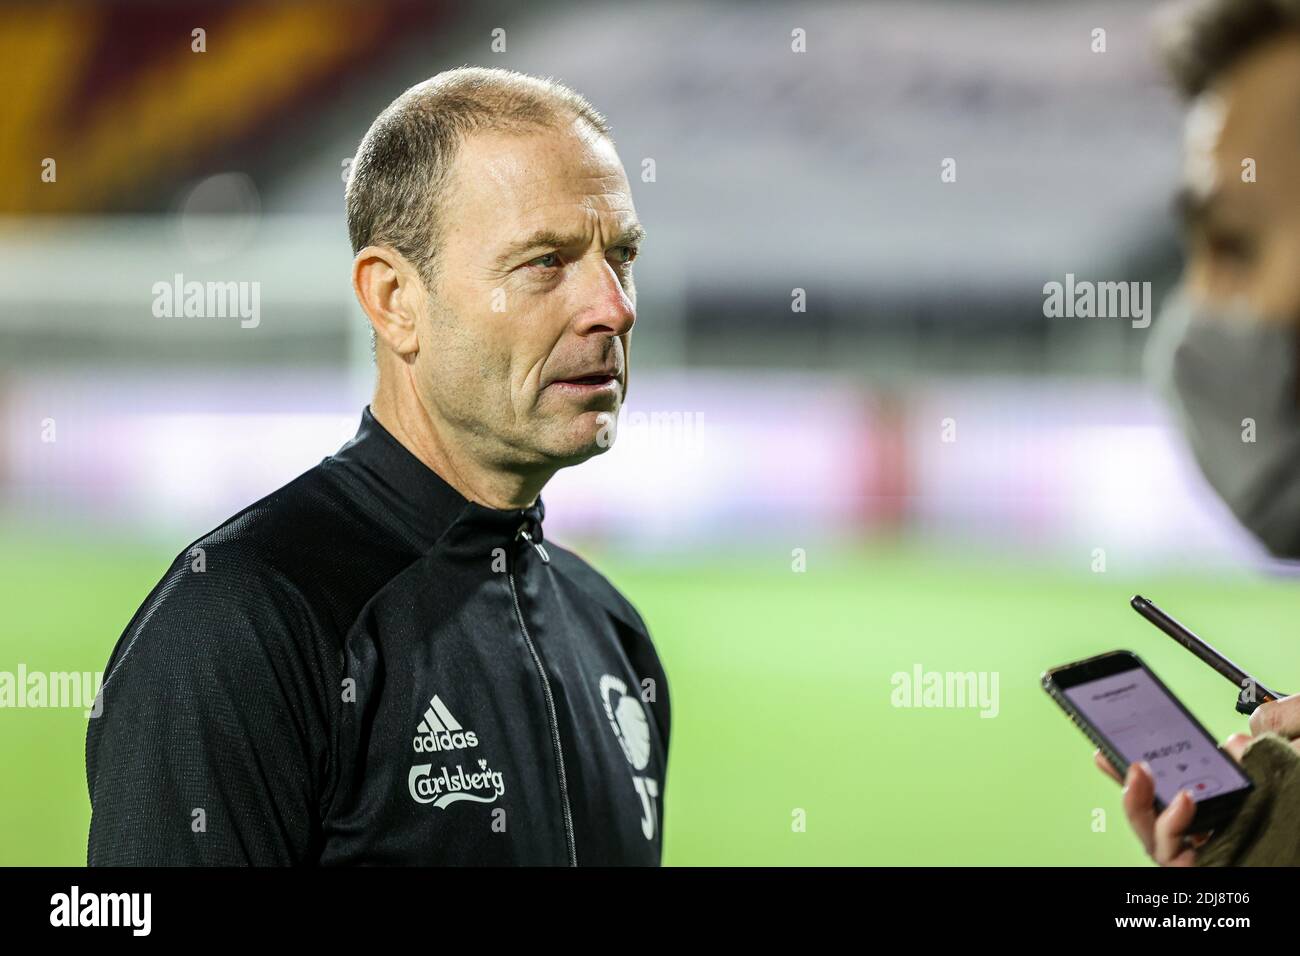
[1062,666,1251,806]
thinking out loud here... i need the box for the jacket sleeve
[628,603,670,755]
[1195,732,1300,867]
[86,552,335,866]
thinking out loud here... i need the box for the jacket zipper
[508,526,576,866]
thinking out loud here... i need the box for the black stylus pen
[1130,595,1287,715]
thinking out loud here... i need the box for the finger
[1249,695,1300,739]
[1153,790,1198,867]
[1122,762,1157,857]
[1094,749,1122,784]
[1223,732,1251,763]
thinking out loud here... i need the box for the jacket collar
[331,405,545,553]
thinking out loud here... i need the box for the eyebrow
[1172,184,1261,237]
[493,224,646,269]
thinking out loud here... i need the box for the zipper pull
[516,525,550,564]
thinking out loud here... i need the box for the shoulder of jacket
[176,462,417,621]
[185,464,347,574]
[544,542,649,635]
[107,465,375,680]
[108,525,318,676]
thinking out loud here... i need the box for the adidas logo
[412,694,479,753]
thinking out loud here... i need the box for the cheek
[1251,231,1300,318]
[466,329,542,419]
[501,304,563,401]
[1186,247,1250,303]
[415,313,500,407]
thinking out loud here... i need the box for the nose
[571,258,635,338]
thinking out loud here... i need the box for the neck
[371,382,551,511]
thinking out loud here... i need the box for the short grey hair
[1158,0,1300,97]
[345,67,612,290]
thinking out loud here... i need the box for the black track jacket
[86,406,670,865]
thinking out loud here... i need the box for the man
[1093,0,1300,865]
[86,67,670,865]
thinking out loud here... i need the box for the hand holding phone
[1094,736,1255,865]
[1043,650,1253,832]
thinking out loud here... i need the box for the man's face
[411,119,641,472]
[1177,33,1300,320]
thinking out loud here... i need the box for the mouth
[546,372,620,396]
[560,373,615,386]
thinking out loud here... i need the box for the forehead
[1197,34,1300,160]
[1180,36,1300,208]
[444,121,636,240]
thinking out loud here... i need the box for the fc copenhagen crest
[597,673,659,840]
[598,674,651,770]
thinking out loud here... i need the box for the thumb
[1249,694,1300,739]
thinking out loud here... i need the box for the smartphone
[1130,595,1285,715]
[1042,650,1253,831]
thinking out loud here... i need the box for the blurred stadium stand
[0,0,1274,564]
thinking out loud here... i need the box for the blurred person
[85,67,670,865]
[1094,0,1300,865]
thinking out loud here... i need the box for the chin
[541,413,618,466]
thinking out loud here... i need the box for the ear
[352,245,427,358]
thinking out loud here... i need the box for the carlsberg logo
[409,760,506,808]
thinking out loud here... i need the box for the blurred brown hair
[1159,0,1300,96]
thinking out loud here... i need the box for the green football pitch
[4,526,1298,866]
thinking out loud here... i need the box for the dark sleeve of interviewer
[1196,732,1300,866]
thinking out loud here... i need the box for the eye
[526,252,562,269]
[1206,238,1253,271]
[609,245,638,265]
[1200,227,1254,264]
